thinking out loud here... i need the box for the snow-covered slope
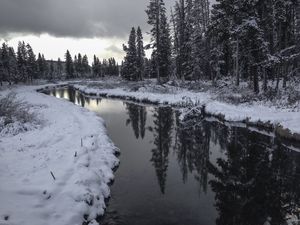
[0,85,119,225]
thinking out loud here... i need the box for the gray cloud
[0,0,175,39]
[105,44,123,54]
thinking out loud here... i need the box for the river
[43,87,300,225]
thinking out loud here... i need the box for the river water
[44,87,300,225]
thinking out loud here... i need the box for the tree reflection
[140,106,147,139]
[68,87,76,103]
[174,112,215,194]
[209,126,300,225]
[150,107,174,194]
[125,103,147,139]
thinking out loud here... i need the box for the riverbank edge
[38,84,300,142]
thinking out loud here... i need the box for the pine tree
[191,0,211,80]
[1,43,9,84]
[159,8,172,81]
[57,57,63,77]
[82,55,90,75]
[122,27,138,81]
[8,47,18,83]
[42,54,49,78]
[77,53,83,77]
[17,41,28,82]
[49,60,54,80]
[26,43,37,82]
[65,50,74,79]
[146,0,172,83]
[297,0,300,75]
[37,53,44,78]
[136,27,145,80]
[0,46,4,85]
[209,0,233,79]
[92,55,101,77]
[74,55,78,77]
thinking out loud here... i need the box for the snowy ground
[0,84,119,225]
[70,78,300,137]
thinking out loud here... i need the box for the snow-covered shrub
[0,92,38,136]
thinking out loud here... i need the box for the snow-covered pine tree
[57,57,63,77]
[8,47,18,84]
[146,0,172,83]
[74,55,78,77]
[92,55,99,77]
[191,0,211,81]
[1,43,9,85]
[0,46,4,85]
[49,60,54,80]
[173,0,185,80]
[42,54,49,78]
[65,50,74,79]
[77,53,83,77]
[17,41,28,82]
[136,26,145,81]
[297,0,300,75]
[26,44,37,82]
[172,0,193,80]
[122,27,138,81]
[209,0,233,79]
[37,53,46,79]
[82,55,90,75]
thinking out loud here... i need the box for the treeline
[122,0,300,93]
[0,42,119,85]
[65,50,119,79]
[0,41,65,84]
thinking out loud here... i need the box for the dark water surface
[44,87,300,225]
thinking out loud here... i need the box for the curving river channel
[43,87,300,225]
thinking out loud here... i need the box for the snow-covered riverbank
[0,84,119,225]
[70,79,300,139]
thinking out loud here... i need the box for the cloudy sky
[0,0,214,63]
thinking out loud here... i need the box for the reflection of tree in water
[76,92,86,107]
[140,106,147,139]
[125,103,147,139]
[150,107,174,194]
[209,126,300,225]
[96,98,101,106]
[174,112,210,193]
[58,89,64,99]
[210,120,230,152]
[68,88,76,103]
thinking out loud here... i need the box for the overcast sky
[0,0,215,63]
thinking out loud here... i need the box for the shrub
[0,92,37,135]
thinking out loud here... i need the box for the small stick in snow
[50,171,56,180]
[81,138,83,147]
[74,151,77,157]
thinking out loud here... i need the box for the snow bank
[0,85,119,225]
[71,83,300,136]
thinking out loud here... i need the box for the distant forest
[1,0,300,94]
[0,41,119,85]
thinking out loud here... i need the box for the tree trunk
[235,39,240,86]
[263,67,267,92]
[283,63,287,88]
[275,65,280,91]
[252,65,259,93]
